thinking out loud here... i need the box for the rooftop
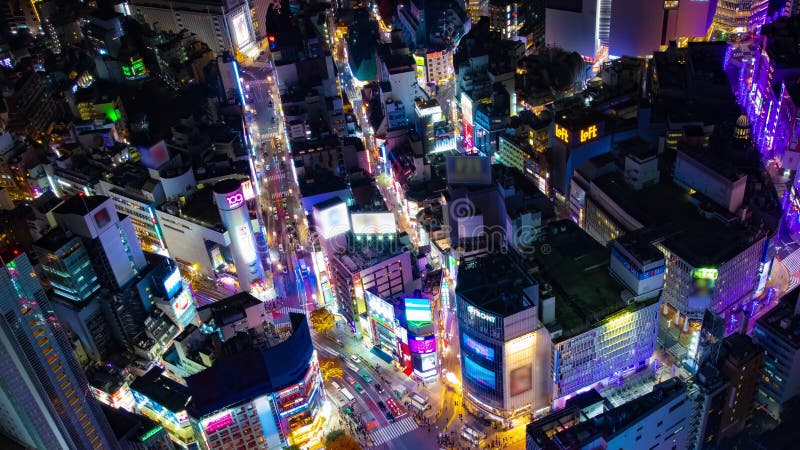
[534,220,636,339]
[550,378,686,448]
[130,367,191,413]
[593,174,758,267]
[53,195,108,217]
[455,252,537,318]
[34,228,75,253]
[755,289,800,349]
[197,292,262,327]
[334,232,410,273]
[187,313,314,417]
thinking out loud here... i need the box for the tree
[319,357,344,381]
[309,307,335,335]
[325,432,362,450]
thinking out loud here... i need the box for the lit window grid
[553,303,659,398]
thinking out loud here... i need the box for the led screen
[463,356,495,389]
[231,12,252,49]
[509,366,532,396]
[446,155,491,185]
[404,298,432,324]
[408,335,436,354]
[351,212,397,234]
[163,268,182,298]
[315,202,350,239]
[463,333,495,361]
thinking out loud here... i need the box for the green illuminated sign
[121,58,147,79]
[138,425,163,441]
[693,268,718,280]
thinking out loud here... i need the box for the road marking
[370,417,417,445]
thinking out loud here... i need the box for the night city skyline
[0,0,799,449]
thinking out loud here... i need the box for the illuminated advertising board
[463,333,495,361]
[225,190,245,209]
[139,140,169,169]
[202,410,234,434]
[554,123,601,145]
[171,289,194,325]
[351,212,397,234]
[446,156,492,186]
[237,224,257,264]
[315,201,350,239]
[404,298,432,324]
[231,11,252,49]
[408,335,436,354]
[463,356,495,388]
[241,180,255,200]
[163,268,182,298]
[509,366,532,396]
[366,290,395,327]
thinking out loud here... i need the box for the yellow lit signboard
[555,124,570,143]
[555,123,601,145]
[580,125,598,143]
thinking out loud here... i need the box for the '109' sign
[225,191,245,209]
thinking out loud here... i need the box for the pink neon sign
[225,191,244,209]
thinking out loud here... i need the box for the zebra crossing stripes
[370,417,417,445]
[782,248,800,291]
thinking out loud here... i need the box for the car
[374,384,384,394]
[350,354,361,364]
[295,244,302,253]
[376,401,386,411]
[354,383,364,394]
[385,411,395,421]
[331,381,341,390]
[281,267,288,275]
[345,375,356,384]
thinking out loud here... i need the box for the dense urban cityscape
[1,0,800,449]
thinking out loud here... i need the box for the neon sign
[555,124,570,143]
[467,305,495,323]
[693,268,718,280]
[580,125,598,143]
[225,191,245,209]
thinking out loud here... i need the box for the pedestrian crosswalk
[782,248,800,291]
[370,417,417,445]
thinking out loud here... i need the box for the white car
[350,354,361,364]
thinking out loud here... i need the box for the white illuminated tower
[213,179,264,291]
[0,252,117,449]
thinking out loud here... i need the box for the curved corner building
[213,179,264,290]
[455,253,551,422]
[187,313,325,448]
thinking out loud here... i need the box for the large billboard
[446,156,492,186]
[464,356,495,389]
[315,201,350,239]
[509,366,532,396]
[404,298,432,324]
[163,268,182,298]
[231,11,252,50]
[408,335,436,354]
[351,212,397,235]
[463,333,495,361]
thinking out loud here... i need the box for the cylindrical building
[213,179,263,291]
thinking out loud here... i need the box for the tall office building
[33,228,101,303]
[0,251,117,449]
[753,291,800,420]
[52,195,147,290]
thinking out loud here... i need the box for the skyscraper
[52,195,146,290]
[0,251,117,449]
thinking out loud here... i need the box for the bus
[409,393,430,411]
[358,369,373,383]
[340,388,355,404]
[461,425,485,445]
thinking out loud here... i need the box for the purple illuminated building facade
[735,15,800,164]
